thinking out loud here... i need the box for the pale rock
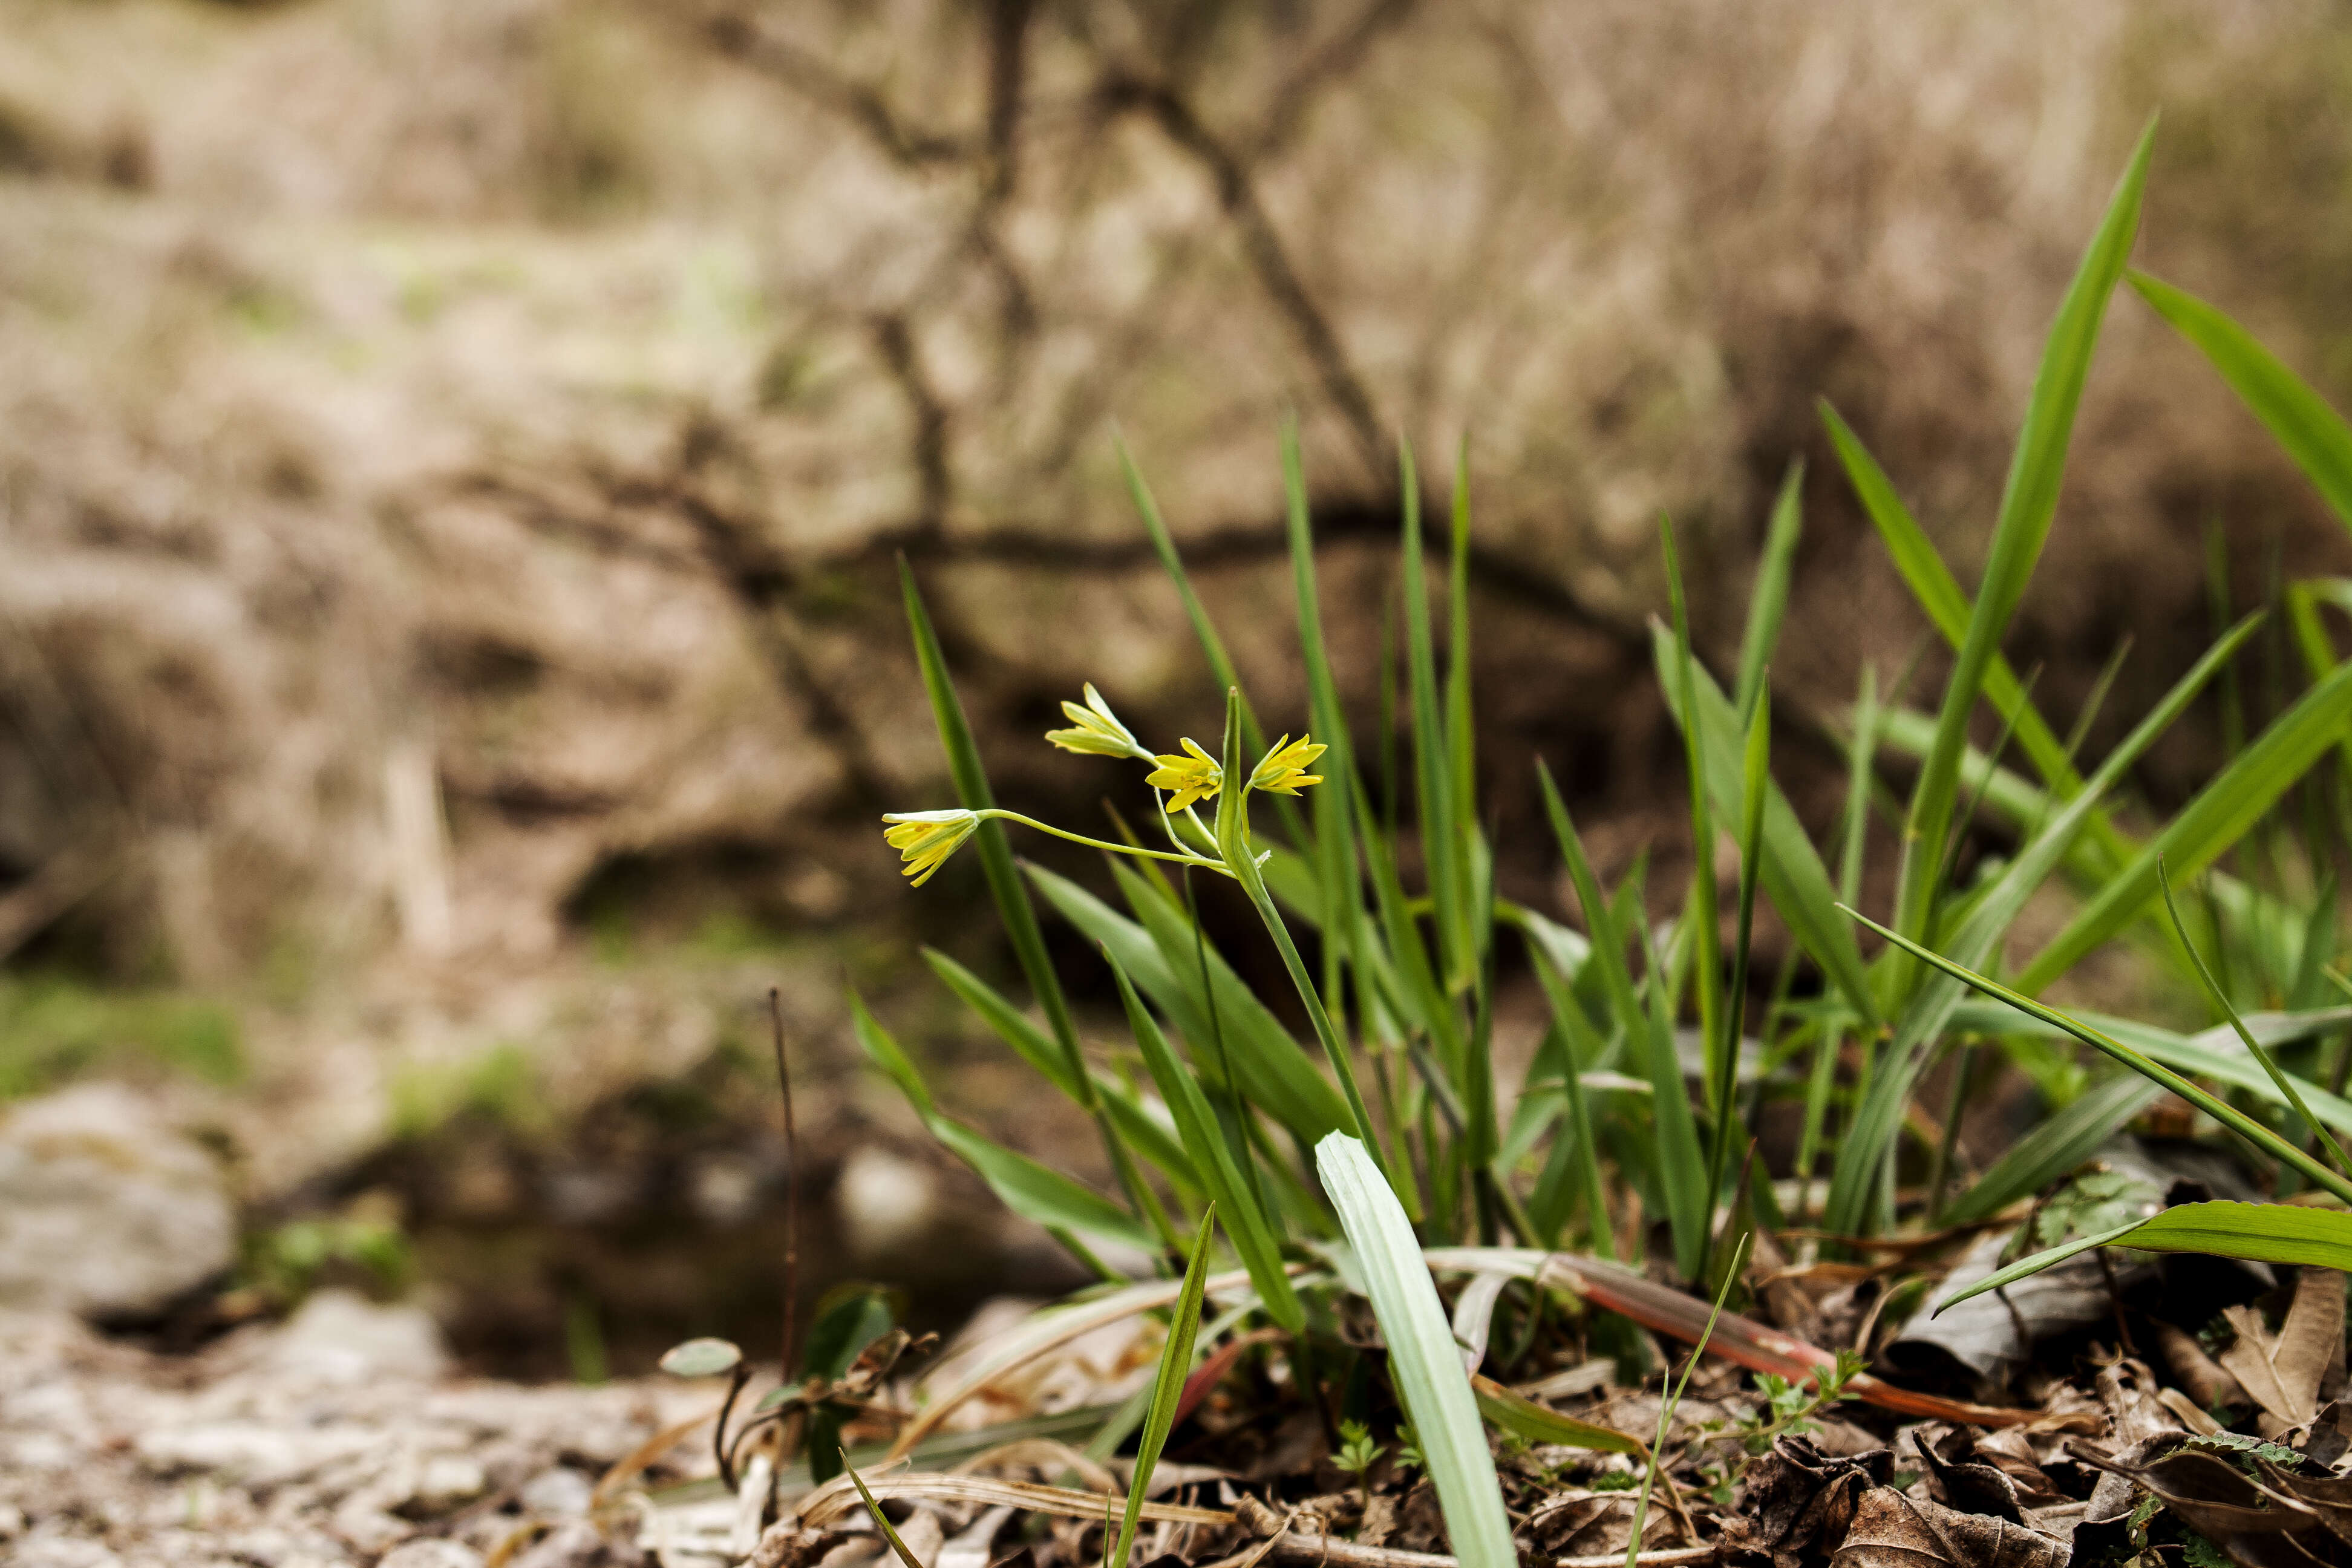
[512,1519,642,1567]
[834,1146,937,1262]
[379,1542,485,1568]
[0,1085,235,1318]
[520,1466,596,1518]
[413,1452,489,1510]
[261,1289,448,1385]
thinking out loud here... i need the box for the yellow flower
[882,809,978,886]
[1249,734,1327,795]
[1146,738,1223,813]
[1045,682,1147,760]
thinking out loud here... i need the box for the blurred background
[2,0,2350,1379]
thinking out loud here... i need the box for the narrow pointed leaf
[1469,1373,1644,1455]
[1890,119,2156,954]
[1318,1134,1515,1568]
[1109,1208,1215,1568]
[1735,460,1804,720]
[1822,610,2263,1239]
[851,993,1155,1252]
[1112,958,1303,1331]
[924,949,1082,1101]
[1940,1201,2352,1311]
[1841,907,2352,1208]
[2019,653,2352,991]
[900,563,1091,1098]
[2131,270,2352,538]
[1648,627,1876,1021]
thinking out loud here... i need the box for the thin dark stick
[714,1362,751,1491]
[771,987,800,1382]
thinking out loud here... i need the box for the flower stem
[980,812,1232,875]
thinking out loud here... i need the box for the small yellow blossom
[882,809,978,886]
[1146,738,1224,814]
[1249,734,1327,795]
[1045,683,1147,760]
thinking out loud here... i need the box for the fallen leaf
[1972,1428,2068,1504]
[1826,1486,2068,1567]
[2157,1318,2253,1411]
[1720,1437,1890,1567]
[2222,1272,2347,1431]
[2073,1436,2352,1566]
[1917,1428,2029,1520]
[2096,1357,2187,1448]
[1889,1226,2151,1387]
[2302,1402,2352,1473]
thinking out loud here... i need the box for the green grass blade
[1535,764,1646,1036]
[1317,1134,1515,1568]
[902,563,1163,1232]
[1470,1373,1643,1455]
[1447,440,1478,838]
[1942,1072,2163,1224]
[927,1120,1158,1256]
[1216,691,1408,1211]
[1524,944,1615,1259]
[846,1465,930,1568]
[2158,861,2352,1180]
[1446,443,1492,1005]
[1112,958,1304,1331]
[1117,434,1253,743]
[851,995,1157,1253]
[1660,516,1725,1074]
[1820,610,2265,1239]
[849,989,938,1120]
[2019,652,2352,991]
[1944,1001,2352,1221]
[1400,440,1470,995]
[901,561,1089,1088]
[1284,417,1364,1017]
[1647,626,1877,1022]
[1939,1200,2352,1312]
[1094,1073,1204,1198]
[1032,859,1350,1145]
[1841,909,2352,1207]
[1356,773,1458,1052]
[1735,460,1805,721]
[1641,918,1712,1280]
[1119,434,1310,854]
[2131,271,2352,538]
[923,948,1082,1102]
[1951,1000,2352,1134]
[1627,1233,1745,1566]
[1109,1207,1215,1568]
[1888,119,2157,957]
[1818,405,2088,807]
[1706,690,1772,1233]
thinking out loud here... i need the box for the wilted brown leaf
[2074,1437,2352,1566]
[1825,1487,2068,1567]
[1720,1438,1890,1568]
[2221,1272,2347,1432]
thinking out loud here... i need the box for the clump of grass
[832,117,2352,1551]
[0,973,241,1099]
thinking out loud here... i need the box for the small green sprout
[1733,1349,1866,1454]
[1332,1417,1385,1509]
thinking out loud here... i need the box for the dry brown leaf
[1826,1487,2068,1567]
[2157,1318,2253,1410]
[1720,1437,1890,1567]
[2221,1272,2348,1431]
